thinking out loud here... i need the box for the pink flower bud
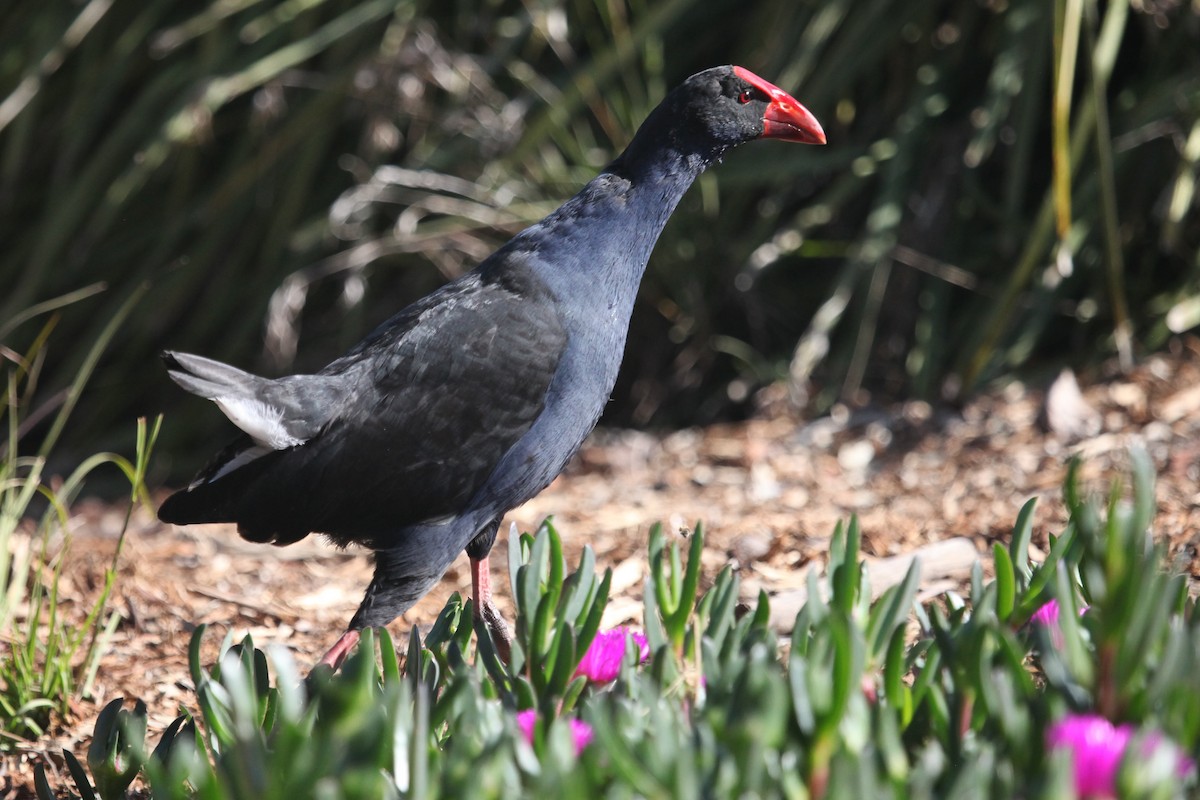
[516,709,593,755]
[574,627,650,684]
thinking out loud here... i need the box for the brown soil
[5,338,1200,797]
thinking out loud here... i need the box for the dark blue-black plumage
[158,65,824,668]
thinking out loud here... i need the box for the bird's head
[660,65,826,156]
[610,65,824,179]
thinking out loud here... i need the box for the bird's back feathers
[159,263,568,548]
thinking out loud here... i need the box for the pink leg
[317,629,361,671]
[471,554,512,662]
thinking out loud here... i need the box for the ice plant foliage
[574,627,650,683]
[1046,714,1193,798]
[36,456,1200,798]
[516,709,593,755]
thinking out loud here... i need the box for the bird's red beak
[733,66,826,145]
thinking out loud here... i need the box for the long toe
[477,599,513,664]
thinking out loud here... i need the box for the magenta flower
[1046,714,1193,798]
[1031,598,1089,626]
[1031,598,1064,627]
[516,709,593,755]
[574,627,650,684]
[516,708,536,741]
[1030,599,1088,648]
[1047,715,1132,798]
[568,717,595,751]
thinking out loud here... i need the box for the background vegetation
[1,0,1198,480]
[1,300,159,747]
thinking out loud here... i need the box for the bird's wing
[160,266,568,544]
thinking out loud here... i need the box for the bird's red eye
[738,90,753,104]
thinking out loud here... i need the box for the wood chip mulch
[5,337,1200,797]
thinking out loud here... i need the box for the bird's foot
[476,598,513,664]
[316,629,361,672]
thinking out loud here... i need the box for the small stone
[731,532,774,564]
[748,462,781,501]
[838,439,876,471]
[1043,368,1101,441]
[1108,382,1146,415]
[1143,421,1172,442]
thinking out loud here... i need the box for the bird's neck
[511,136,717,312]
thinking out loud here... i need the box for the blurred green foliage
[37,451,1200,798]
[0,292,160,748]
[1,0,1198,478]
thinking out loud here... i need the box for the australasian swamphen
[157,65,825,670]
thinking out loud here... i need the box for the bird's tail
[161,350,329,449]
[161,350,268,402]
